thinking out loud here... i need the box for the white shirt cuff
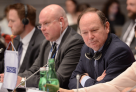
[81,76,90,87]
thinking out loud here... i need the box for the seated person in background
[65,0,79,31]
[0,5,12,35]
[102,0,125,26]
[77,3,90,16]
[102,0,125,34]
[58,26,136,92]
[65,0,78,26]
[68,7,135,89]
[0,4,84,89]
[121,0,136,55]
[0,3,45,73]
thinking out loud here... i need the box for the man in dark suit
[0,4,84,89]
[120,0,136,55]
[68,7,135,89]
[0,3,44,73]
[13,30,44,73]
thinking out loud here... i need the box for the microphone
[127,85,136,92]
[12,63,48,92]
[76,74,80,92]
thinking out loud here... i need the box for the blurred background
[0,0,127,40]
[0,0,131,59]
[0,0,127,24]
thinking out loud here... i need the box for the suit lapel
[97,58,105,76]
[43,41,51,65]
[121,20,132,40]
[86,58,95,79]
[13,36,20,51]
[19,29,36,73]
[97,34,112,76]
[86,49,96,79]
[55,26,71,64]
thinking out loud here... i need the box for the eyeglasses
[37,20,57,30]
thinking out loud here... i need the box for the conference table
[1,88,44,92]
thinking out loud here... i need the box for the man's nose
[88,32,94,39]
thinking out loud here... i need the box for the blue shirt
[81,46,103,87]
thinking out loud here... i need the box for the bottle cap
[46,66,49,71]
[40,67,46,71]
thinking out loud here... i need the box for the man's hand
[0,73,4,82]
[122,87,136,92]
[16,76,22,87]
[97,70,106,82]
[80,73,89,83]
[58,88,74,92]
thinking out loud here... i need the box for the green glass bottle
[39,67,46,91]
[45,58,59,92]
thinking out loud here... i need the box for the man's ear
[59,17,65,28]
[105,21,110,33]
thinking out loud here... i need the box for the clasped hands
[58,70,106,92]
[80,70,106,83]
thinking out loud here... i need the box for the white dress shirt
[19,27,35,71]
[123,19,136,46]
[48,27,68,61]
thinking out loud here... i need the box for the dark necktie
[18,41,23,67]
[94,59,98,78]
[51,43,57,59]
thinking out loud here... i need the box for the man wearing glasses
[0,4,84,89]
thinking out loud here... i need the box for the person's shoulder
[81,44,90,53]
[109,33,132,52]
[123,20,133,27]
[60,27,84,49]
[13,35,20,42]
[111,34,127,47]
[29,28,45,47]
[34,28,44,35]
[33,28,45,40]
[67,26,83,41]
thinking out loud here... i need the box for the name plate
[0,83,8,92]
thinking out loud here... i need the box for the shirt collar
[94,45,103,53]
[20,27,35,45]
[50,26,68,46]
